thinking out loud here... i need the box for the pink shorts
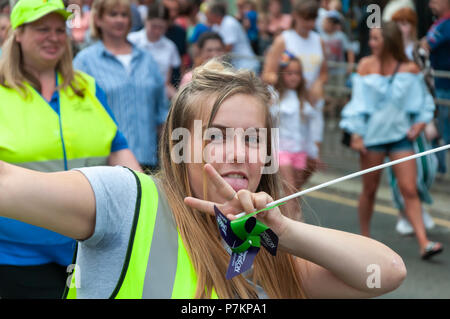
[278,151,308,170]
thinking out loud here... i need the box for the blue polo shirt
[0,76,129,267]
[427,15,450,90]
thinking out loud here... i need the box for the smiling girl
[0,59,406,299]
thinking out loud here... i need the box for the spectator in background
[257,13,273,56]
[164,0,188,86]
[263,0,327,183]
[0,0,140,298]
[320,10,355,84]
[383,0,415,21]
[234,0,246,23]
[270,53,319,219]
[206,1,259,73]
[179,31,225,86]
[388,7,438,236]
[241,1,259,54]
[74,0,169,171]
[130,0,144,31]
[267,0,292,37]
[0,13,9,54]
[0,0,10,14]
[340,22,442,260]
[391,7,418,59]
[316,0,331,34]
[188,1,211,45]
[180,0,203,41]
[128,2,181,99]
[425,0,450,175]
[176,0,195,30]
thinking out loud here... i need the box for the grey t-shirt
[73,166,267,299]
[74,166,138,298]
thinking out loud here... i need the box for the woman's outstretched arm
[0,161,96,240]
[185,164,407,299]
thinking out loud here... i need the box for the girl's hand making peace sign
[184,164,289,237]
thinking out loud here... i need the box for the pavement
[301,195,450,299]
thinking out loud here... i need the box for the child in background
[179,31,225,86]
[321,10,355,79]
[320,10,355,110]
[271,52,319,219]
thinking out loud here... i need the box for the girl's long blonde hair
[0,26,85,98]
[155,60,307,299]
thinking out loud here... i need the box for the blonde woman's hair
[155,59,307,299]
[90,0,132,40]
[0,26,85,98]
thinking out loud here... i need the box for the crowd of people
[0,0,448,299]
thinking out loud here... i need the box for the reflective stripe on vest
[65,170,218,299]
[0,72,117,171]
[15,157,108,172]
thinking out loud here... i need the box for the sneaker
[422,209,435,230]
[396,209,436,235]
[396,217,414,236]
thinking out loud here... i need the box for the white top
[115,53,133,75]
[212,15,259,72]
[127,29,181,82]
[281,30,324,89]
[270,89,320,157]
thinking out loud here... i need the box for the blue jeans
[366,137,414,154]
[434,89,450,173]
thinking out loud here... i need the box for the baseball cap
[10,0,72,30]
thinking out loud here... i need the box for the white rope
[235,144,450,218]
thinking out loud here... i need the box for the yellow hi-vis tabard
[0,72,117,172]
[64,171,219,299]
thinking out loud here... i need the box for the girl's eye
[210,134,224,143]
[246,135,260,145]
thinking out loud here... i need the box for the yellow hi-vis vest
[64,170,219,299]
[0,72,117,172]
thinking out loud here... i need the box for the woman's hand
[350,133,367,154]
[407,122,426,141]
[184,164,290,237]
[308,81,324,106]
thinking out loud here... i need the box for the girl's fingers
[183,197,216,216]
[203,164,237,202]
[254,192,272,209]
[184,196,239,217]
[236,190,255,215]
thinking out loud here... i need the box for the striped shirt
[73,41,169,166]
